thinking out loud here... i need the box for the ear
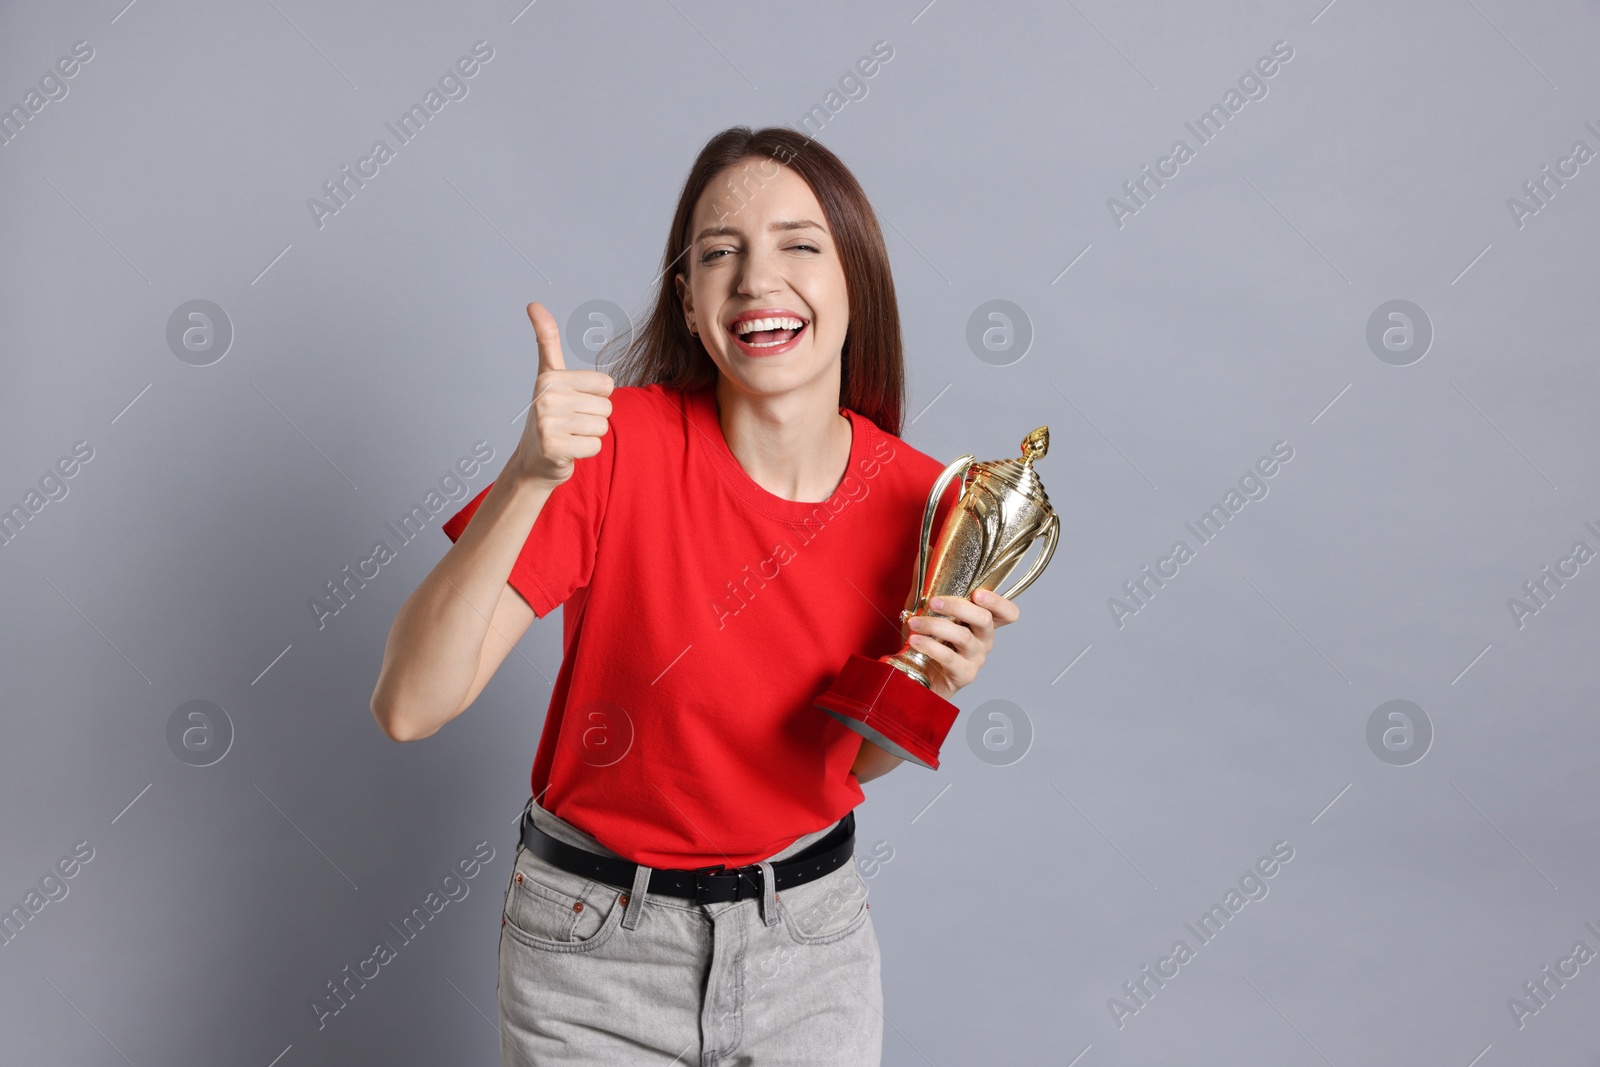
[674,272,693,320]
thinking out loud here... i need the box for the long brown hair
[604,126,907,437]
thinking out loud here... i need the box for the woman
[371,125,1020,1066]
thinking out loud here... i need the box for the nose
[734,243,783,301]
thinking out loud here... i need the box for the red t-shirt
[442,381,959,868]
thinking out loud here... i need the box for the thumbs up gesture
[511,302,615,487]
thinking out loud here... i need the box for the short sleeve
[440,423,617,619]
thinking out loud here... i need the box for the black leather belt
[519,806,855,905]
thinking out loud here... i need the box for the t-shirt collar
[685,382,872,524]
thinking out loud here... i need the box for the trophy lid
[960,428,1049,502]
[964,426,1052,500]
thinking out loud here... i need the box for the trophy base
[814,653,959,771]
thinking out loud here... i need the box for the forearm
[371,458,554,739]
[851,738,905,784]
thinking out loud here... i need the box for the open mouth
[728,314,808,352]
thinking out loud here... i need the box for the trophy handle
[992,512,1059,602]
[909,455,975,616]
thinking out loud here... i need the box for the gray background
[2,0,1597,1063]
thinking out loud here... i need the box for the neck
[713,370,853,503]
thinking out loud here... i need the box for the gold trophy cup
[815,426,1060,769]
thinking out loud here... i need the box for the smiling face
[675,160,850,402]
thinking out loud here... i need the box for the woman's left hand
[905,588,1021,701]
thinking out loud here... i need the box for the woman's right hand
[512,302,615,487]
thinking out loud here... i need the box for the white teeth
[734,316,805,336]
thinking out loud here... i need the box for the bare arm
[370,302,612,741]
[851,740,905,784]
[370,473,551,741]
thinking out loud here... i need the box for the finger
[549,412,610,439]
[909,634,974,691]
[527,302,566,374]
[543,368,615,398]
[560,431,604,460]
[565,393,614,419]
[908,631,961,671]
[927,595,994,635]
[907,614,980,654]
[973,588,1021,626]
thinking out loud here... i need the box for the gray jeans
[497,797,883,1066]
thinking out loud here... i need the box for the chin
[720,358,829,398]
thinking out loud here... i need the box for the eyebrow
[692,219,826,244]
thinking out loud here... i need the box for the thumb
[527,302,565,373]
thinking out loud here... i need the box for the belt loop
[622,863,651,930]
[756,860,780,927]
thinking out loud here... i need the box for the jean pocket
[502,844,625,953]
[777,859,870,945]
